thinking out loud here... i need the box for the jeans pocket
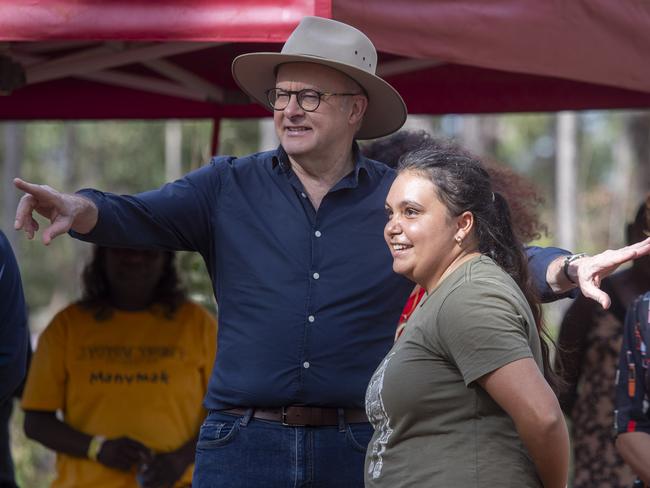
[345,423,373,453]
[196,418,241,449]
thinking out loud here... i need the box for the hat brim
[232,53,407,140]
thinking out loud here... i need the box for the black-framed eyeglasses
[265,88,362,112]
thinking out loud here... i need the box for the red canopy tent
[1,0,650,128]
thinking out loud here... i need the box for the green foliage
[218,119,261,157]
[492,113,556,202]
[9,404,55,488]
[0,118,263,317]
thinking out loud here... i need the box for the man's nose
[283,93,304,116]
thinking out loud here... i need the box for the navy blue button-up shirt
[73,146,567,409]
[0,230,29,403]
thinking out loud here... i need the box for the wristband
[562,253,587,284]
[87,435,106,461]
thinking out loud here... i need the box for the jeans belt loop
[337,408,346,433]
[240,408,254,427]
[281,406,289,426]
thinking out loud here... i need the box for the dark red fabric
[2,0,650,120]
[0,0,331,41]
[336,0,650,94]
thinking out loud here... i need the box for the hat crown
[281,17,378,75]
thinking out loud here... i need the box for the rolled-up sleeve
[525,245,577,302]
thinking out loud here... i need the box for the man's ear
[348,95,368,126]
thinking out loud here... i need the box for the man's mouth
[285,126,311,133]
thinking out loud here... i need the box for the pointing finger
[13,178,52,198]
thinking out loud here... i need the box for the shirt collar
[272,142,370,184]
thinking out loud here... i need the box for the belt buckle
[281,406,305,427]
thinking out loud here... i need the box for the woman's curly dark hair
[78,246,186,321]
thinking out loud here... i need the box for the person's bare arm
[24,410,150,471]
[13,178,98,245]
[545,237,650,308]
[616,432,650,484]
[477,358,569,488]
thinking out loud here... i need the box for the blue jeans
[192,410,373,487]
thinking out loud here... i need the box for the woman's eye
[405,208,418,217]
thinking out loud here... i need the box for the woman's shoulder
[438,256,533,324]
[51,302,94,323]
[174,300,217,325]
[38,303,95,343]
[438,256,515,298]
[465,256,526,299]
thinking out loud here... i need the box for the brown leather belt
[223,406,368,426]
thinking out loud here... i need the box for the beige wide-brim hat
[231,16,407,140]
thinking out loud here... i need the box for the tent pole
[211,118,221,156]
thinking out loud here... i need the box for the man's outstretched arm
[547,237,650,309]
[14,178,98,245]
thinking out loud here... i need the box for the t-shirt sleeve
[436,280,535,386]
[70,157,230,257]
[21,314,68,412]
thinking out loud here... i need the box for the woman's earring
[455,235,462,245]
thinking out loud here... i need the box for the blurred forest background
[1,110,649,486]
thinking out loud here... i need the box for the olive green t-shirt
[365,255,543,487]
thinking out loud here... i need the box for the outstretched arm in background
[543,237,650,308]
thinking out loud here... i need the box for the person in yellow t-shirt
[21,246,217,488]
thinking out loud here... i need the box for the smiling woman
[384,172,471,292]
[365,147,570,488]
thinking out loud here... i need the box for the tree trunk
[608,114,635,247]
[2,122,24,253]
[459,115,498,157]
[165,120,183,181]
[555,112,579,251]
[628,113,650,209]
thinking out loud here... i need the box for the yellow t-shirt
[22,301,217,488]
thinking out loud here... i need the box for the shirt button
[313,272,320,280]
[308,315,315,323]
[300,192,307,199]
[314,230,322,237]
[303,361,310,369]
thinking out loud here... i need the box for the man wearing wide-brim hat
[232,16,406,140]
[12,15,650,488]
